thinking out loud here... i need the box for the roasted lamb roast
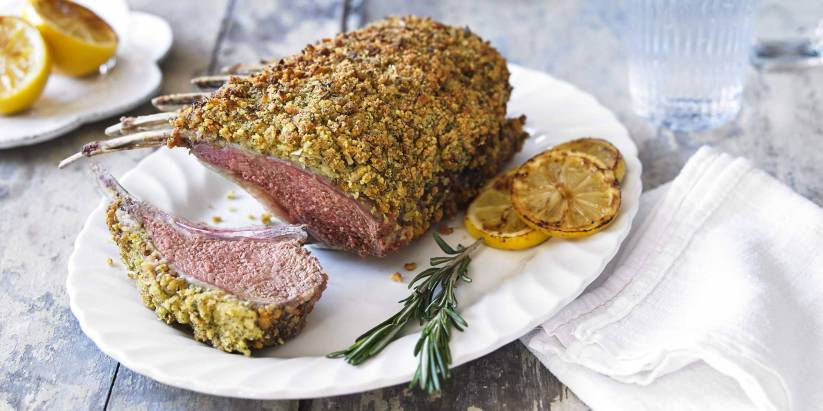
[95,164,327,355]
[63,16,528,256]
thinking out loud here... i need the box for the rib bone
[106,112,178,137]
[220,60,271,75]
[192,61,267,89]
[58,130,172,169]
[190,75,234,90]
[152,93,210,112]
[93,161,310,242]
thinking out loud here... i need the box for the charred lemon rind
[464,169,549,250]
[518,211,618,239]
[511,150,621,239]
[465,215,549,250]
[552,137,626,184]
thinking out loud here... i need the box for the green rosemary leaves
[328,233,482,393]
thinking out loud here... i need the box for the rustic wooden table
[2,0,821,409]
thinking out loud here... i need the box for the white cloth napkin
[522,146,823,411]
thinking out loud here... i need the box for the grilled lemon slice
[0,16,50,115]
[553,137,626,183]
[24,0,117,77]
[512,150,621,238]
[465,170,550,250]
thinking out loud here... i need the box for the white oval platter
[67,64,642,399]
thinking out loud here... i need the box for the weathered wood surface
[303,342,570,411]
[0,0,229,409]
[1,0,821,410]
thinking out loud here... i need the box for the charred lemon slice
[553,137,626,183]
[0,16,50,115]
[465,170,550,250]
[512,150,621,238]
[24,0,117,77]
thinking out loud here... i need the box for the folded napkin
[523,147,823,410]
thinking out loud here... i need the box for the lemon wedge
[553,138,626,183]
[24,0,117,77]
[0,16,50,115]
[512,150,621,238]
[465,170,550,250]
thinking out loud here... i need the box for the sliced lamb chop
[94,164,327,355]
[62,16,529,256]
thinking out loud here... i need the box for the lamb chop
[94,164,327,355]
[62,16,528,256]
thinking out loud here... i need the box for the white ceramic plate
[0,0,172,149]
[67,65,642,399]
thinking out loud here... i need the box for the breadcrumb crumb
[261,213,272,225]
[438,225,454,235]
[212,216,223,223]
[106,257,114,267]
[247,214,257,220]
[390,272,403,282]
[226,190,238,200]
[403,262,417,271]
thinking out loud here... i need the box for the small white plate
[0,0,172,149]
[67,65,642,399]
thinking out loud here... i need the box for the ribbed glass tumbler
[624,0,758,132]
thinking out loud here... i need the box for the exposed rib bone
[58,130,172,169]
[105,112,178,137]
[220,60,271,75]
[93,161,310,243]
[152,93,210,112]
[194,60,271,88]
[190,74,233,90]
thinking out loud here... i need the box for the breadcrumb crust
[106,200,317,355]
[174,16,527,244]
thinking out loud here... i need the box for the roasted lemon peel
[512,150,621,239]
[24,0,117,77]
[552,137,626,183]
[464,170,549,250]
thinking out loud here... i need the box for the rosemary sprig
[328,233,482,392]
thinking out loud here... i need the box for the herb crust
[175,16,527,243]
[106,200,315,355]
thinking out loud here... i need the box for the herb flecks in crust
[105,200,311,355]
[175,16,527,244]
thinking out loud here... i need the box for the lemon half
[0,16,50,115]
[512,150,621,238]
[465,170,550,250]
[24,0,117,77]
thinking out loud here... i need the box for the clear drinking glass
[624,0,759,132]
